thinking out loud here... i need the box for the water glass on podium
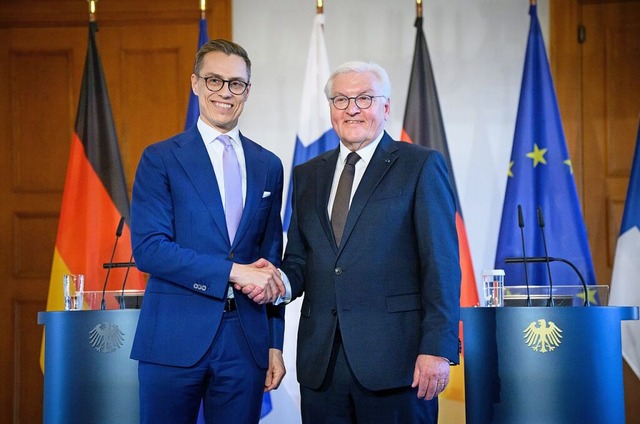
[63,274,85,311]
[482,269,505,307]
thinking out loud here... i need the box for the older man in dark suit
[265,61,461,423]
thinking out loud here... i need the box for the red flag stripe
[56,132,139,291]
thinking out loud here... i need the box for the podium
[38,309,140,424]
[460,306,639,424]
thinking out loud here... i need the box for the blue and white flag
[494,4,596,289]
[609,120,640,379]
[283,13,339,231]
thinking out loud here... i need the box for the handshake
[230,258,286,305]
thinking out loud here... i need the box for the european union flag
[495,4,596,288]
[185,16,209,130]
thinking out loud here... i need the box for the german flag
[41,21,145,367]
[400,15,479,421]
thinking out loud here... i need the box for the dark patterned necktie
[331,152,360,246]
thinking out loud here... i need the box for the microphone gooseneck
[119,253,134,310]
[101,217,125,310]
[504,256,589,306]
[517,205,532,306]
[536,207,555,307]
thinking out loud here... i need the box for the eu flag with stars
[185,16,209,130]
[495,4,596,289]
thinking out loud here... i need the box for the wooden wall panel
[13,213,58,278]
[10,48,74,193]
[606,26,640,176]
[14,299,45,424]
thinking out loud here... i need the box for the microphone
[118,254,134,309]
[504,256,589,306]
[517,205,532,306]
[537,207,555,306]
[101,217,125,310]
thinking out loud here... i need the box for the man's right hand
[229,259,284,304]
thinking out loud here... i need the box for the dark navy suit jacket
[130,125,284,369]
[282,132,461,391]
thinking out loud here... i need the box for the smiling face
[190,51,250,132]
[329,71,390,151]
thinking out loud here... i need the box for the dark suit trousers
[300,333,438,424]
[138,311,266,424]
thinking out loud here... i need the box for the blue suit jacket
[130,125,284,369]
[282,132,461,391]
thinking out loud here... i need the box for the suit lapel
[317,149,340,251]
[339,133,398,250]
[233,133,267,248]
[172,128,229,243]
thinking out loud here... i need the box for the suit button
[228,252,234,260]
[331,309,337,316]
[334,267,342,275]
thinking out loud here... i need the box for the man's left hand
[264,348,286,392]
[411,354,450,400]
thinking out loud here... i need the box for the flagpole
[530,0,537,5]
[200,0,206,20]
[416,0,422,19]
[317,0,323,14]
[87,0,97,22]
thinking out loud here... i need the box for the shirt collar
[337,131,384,166]
[197,118,241,147]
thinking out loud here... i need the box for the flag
[41,21,145,368]
[609,121,640,379]
[283,13,339,231]
[400,15,479,420]
[185,15,209,130]
[494,4,596,290]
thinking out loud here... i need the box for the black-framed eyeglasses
[196,75,250,95]
[329,95,386,110]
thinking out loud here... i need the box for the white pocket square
[262,191,271,198]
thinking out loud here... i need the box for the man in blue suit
[262,62,461,423]
[130,39,286,424]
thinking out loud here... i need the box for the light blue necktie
[218,134,243,243]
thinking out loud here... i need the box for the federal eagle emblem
[89,322,125,353]
[523,319,563,353]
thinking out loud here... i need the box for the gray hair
[324,61,391,99]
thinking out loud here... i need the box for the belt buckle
[224,297,236,312]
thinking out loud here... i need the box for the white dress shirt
[197,118,247,209]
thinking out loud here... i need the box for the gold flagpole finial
[317,0,323,15]
[87,0,97,22]
[200,0,206,19]
[530,0,537,5]
[416,0,423,19]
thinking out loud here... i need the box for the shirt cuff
[274,269,292,305]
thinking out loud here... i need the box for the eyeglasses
[329,95,386,110]
[196,75,250,95]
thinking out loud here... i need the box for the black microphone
[517,205,532,306]
[101,217,125,310]
[118,254,134,310]
[504,256,589,306]
[536,207,555,306]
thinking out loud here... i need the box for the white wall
[232,1,549,421]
